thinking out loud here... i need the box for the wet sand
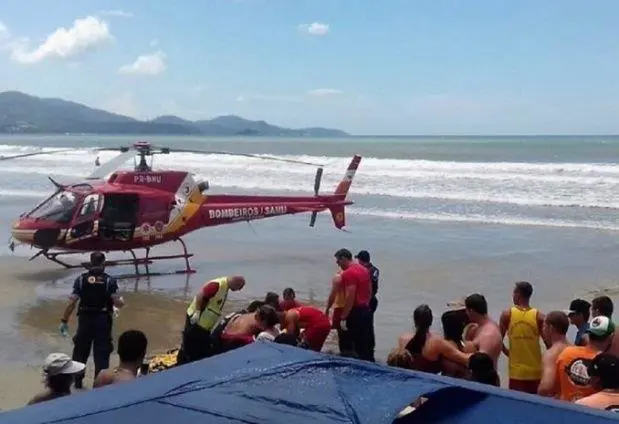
[1,234,619,411]
[0,256,338,411]
[0,257,195,410]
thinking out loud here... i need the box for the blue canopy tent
[1,342,618,424]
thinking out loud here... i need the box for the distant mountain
[0,91,349,137]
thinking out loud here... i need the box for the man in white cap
[27,353,85,405]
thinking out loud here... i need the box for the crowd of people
[388,284,619,413]
[24,249,619,416]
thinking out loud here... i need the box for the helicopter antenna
[246,220,258,235]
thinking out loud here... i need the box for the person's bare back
[537,340,569,397]
[472,320,502,368]
[225,313,258,336]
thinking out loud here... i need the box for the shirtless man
[218,305,279,353]
[464,294,502,372]
[94,330,148,388]
[537,311,571,397]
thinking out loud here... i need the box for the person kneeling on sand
[28,353,85,405]
[94,330,148,388]
[282,305,331,352]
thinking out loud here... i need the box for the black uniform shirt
[72,271,118,314]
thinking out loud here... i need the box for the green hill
[0,91,348,137]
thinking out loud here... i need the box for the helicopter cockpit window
[27,191,79,223]
[78,194,102,218]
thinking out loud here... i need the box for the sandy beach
[0,256,193,410]
[2,136,619,412]
[0,255,339,411]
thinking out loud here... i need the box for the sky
[1,0,619,135]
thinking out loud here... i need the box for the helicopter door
[66,194,103,245]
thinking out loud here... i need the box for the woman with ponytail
[397,304,473,374]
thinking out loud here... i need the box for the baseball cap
[586,316,615,339]
[43,353,85,376]
[355,250,370,262]
[446,297,466,311]
[565,299,591,316]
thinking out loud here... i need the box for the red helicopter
[5,141,362,276]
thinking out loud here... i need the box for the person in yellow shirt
[499,281,547,394]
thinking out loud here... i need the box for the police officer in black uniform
[355,250,379,361]
[60,251,124,388]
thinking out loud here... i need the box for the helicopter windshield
[27,190,80,223]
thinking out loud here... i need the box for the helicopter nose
[10,221,33,244]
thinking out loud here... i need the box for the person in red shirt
[335,248,374,361]
[283,306,331,351]
[280,288,302,311]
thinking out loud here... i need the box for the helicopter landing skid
[31,238,197,278]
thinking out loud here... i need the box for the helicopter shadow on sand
[30,257,194,302]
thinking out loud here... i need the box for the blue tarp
[2,342,619,424]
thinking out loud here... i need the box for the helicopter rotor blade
[169,148,324,167]
[0,148,77,161]
[86,150,135,180]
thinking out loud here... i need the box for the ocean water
[1,135,619,363]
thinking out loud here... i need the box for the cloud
[118,51,166,75]
[103,92,139,117]
[298,22,329,36]
[149,38,159,47]
[0,21,9,41]
[308,88,343,97]
[7,16,112,65]
[98,9,133,18]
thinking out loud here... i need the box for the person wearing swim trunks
[283,305,331,351]
[538,311,571,397]
[556,316,615,402]
[499,281,546,394]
